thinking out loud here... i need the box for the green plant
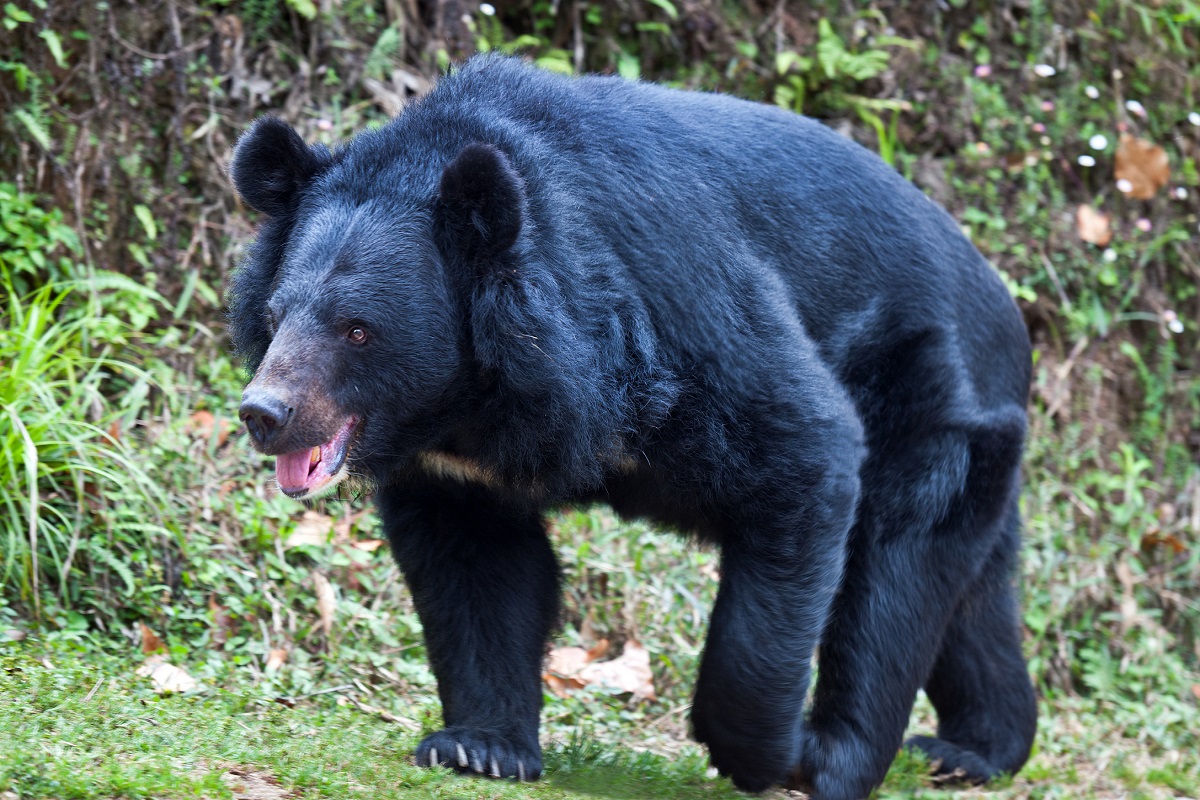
[0,187,169,618]
[772,17,916,162]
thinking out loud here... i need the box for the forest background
[0,1,1197,798]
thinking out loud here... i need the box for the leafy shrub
[0,187,167,618]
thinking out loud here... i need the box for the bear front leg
[378,480,560,781]
[691,465,861,793]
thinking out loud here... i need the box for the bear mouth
[274,416,359,500]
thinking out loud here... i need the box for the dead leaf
[139,622,165,654]
[578,640,656,700]
[547,646,593,678]
[265,647,289,672]
[1076,204,1113,246]
[187,410,229,447]
[351,539,385,552]
[545,641,608,698]
[287,511,334,548]
[1115,134,1170,199]
[312,570,336,637]
[220,766,296,799]
[136,657,198,693]
[544,640,656,700]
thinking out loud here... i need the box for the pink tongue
[276,449,315,490]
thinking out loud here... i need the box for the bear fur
[228,55,1036,800]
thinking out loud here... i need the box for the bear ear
[438,143,526,262]
[230,116,331,216]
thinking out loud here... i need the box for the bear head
[227,117,530,500]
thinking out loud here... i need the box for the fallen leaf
[287,511,334,548]
[139,622,165,654]
[1114,134,1170,199]
[543,673,587,697]
[1075,204,1113,246]
[136,657,198,693]
[578,640,656,700]
[187,411,233,446]
[312,570,336,637]
[220,766,296,799]
[265,647,289,672]
[351,539,385,552]
[547,645,593,677]
[544,640,656,700]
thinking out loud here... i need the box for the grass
[3,634,1197,800]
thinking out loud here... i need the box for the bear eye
[347,324,368,344]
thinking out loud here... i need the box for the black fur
[227,55,1036,799]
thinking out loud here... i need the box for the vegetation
[1,1,1197,797]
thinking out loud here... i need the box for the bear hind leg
[906,500,1037,783]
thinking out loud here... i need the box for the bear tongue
[276,447,316,491]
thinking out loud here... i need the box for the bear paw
[691,703,793,792]
[415,727,542,781]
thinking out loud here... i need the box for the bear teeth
[310,446,321,465]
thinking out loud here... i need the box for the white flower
[1078,155,1096,167]
[1089,134,1108,150]
[1116,178,1134,193]
[1188,111,1200,126]
[1164,310,1184,335]
[1174,187,1188,200]
[1103,248,1117,263]
[1033,64,1057,77]
[480,2,496,14]
[1125,99,1147,118]
[1085,85,1100,99]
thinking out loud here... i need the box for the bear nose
[239,389,293,447]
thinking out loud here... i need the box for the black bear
[228,55,1036,800]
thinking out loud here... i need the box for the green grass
[0,646,742,800]
[3,639,1196,800]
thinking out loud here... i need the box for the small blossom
[480,2,496,14]
[1032,122,1046,133]
[1125,99,1147,118]
[316,118,333,131]
[1089,134,1108,150]
[1103,248,1117,263]
[1040,135,1052,146]
[1033,64,1057,77]
[1116,178,1134,193]
[1041,100,1055,112]
[1164,310,1184,334]
[1085,85,1100,99]
[1078,154,1096,167]
[1136,218,1152,232]
[1174,187,1189,200]
[974,142,991,154]
[974,64,993,78]
[1189,111,1200,126]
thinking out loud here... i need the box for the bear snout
[240,387,294,448]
